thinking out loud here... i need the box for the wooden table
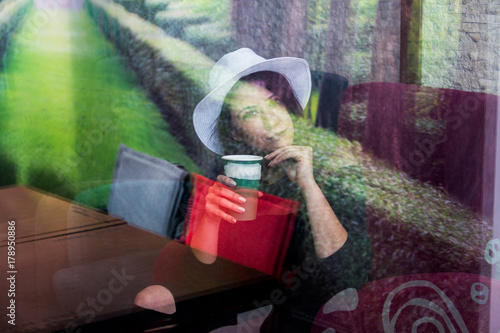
[0,186,274,332]
[0,186,125,245]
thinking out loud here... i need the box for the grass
[0,7,200,201]
[304,90,319,124]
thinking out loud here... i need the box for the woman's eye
[241,108,258,120]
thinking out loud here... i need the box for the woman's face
[228,82,295,153]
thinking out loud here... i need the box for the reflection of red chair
[312,273,500,333]
[339,82,498,218]
[183,173,299,278]
[339,83,497,281]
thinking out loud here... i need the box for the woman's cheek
[240,130,263,149]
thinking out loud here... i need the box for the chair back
[108,144,188,237]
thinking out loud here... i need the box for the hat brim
[193,57,311,155]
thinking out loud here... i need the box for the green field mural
[0,7,200,201]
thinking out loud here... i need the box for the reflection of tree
[305,0,330,70]
[370,0,400,83]
[230,0,379,84]
[231,0,309,59]
[281,0,309,58]
[400,0,422,85]
[324,0,353,80]
[232,0,281,58]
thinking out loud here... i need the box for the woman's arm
[301,181,348,258]
[265,146,347,258]
[190,216,221,264]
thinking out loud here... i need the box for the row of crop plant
[111,0,236,61]
[0,0,31,60]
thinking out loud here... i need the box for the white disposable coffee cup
[221,155,262,221]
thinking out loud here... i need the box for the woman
[189,48,371,331]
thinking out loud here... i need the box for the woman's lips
[265,128,287,141]
[260,128,293,152]
[274,128,288,137]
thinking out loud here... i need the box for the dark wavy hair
[214,71,303,155]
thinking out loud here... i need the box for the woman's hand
[266,145,348,258]
[205,175,247,224]
[265,145,315,189]
[192,175,264,263]
[192,175,245,263]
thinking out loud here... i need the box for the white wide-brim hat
[193,48,311,155]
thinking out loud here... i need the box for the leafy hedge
[153,0,235,61]
[145,0,170,13]
[154,8,209,38]
[112,0,168,22]
[182,22,237,61]
[85,0,492,281]
[87,0,216,173]
[0,0,31,58]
